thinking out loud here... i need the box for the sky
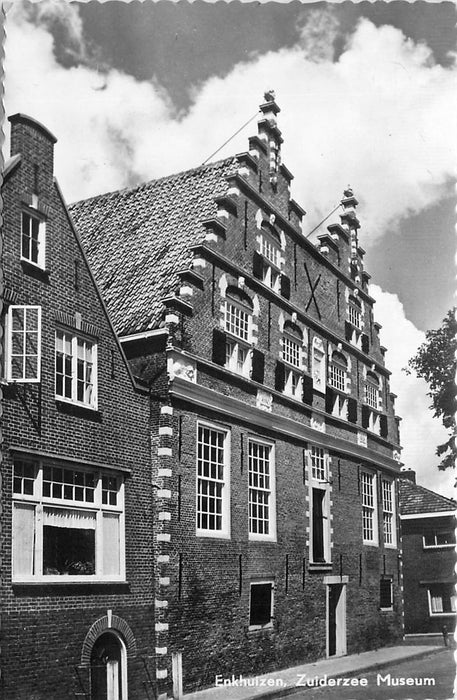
[3,0,456,497]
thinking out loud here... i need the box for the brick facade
[1,115,156,699]
[70,94,404,696]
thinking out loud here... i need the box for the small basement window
[249,581,274,629]
[380,578,393,610]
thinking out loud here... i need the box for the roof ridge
[399,477,456,507]
[69,155,238,208]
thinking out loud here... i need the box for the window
[248,440,276,541]
[259,230,281,292]
[55,330,97,408]
[380,578,393,610]
[6,305,41,382]
[12,459,125,582]
[348,303,362,330]
[249,581,274,629]
[382,479,396,547]
[423,530,456,548]
[21,211,45,267]
[329,352,347,393]
[365,373,380,410]
[361,472,378,545]
[282,326,304,399]
[327,351,349,419]
[224,299,251,377]
[196,424,230,537]
[428,584,457,616]
[308,446,331,564]
[346,296,363,348]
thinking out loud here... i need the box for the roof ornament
[264,90,276,102]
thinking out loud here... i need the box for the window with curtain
[12,458,124,582]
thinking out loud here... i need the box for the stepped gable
[69,157,238,336]
[399,478,456,515]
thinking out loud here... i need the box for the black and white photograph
[1,1,456,698]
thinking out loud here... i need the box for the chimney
[400,468,416,484]
[8,114,57,196]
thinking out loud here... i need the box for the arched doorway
[90,632,127,700]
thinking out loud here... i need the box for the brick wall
[1,115,156,699]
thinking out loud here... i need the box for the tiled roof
[69,157,238,336]
[398,478,456,516]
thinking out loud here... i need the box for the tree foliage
[407,309,457,471]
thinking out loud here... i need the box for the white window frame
[21,209,46,269]
[361,471,379,546]
[12,459,125,583]
[329,363,346,393]
[6,305,42,383]
[249,579,275,630]
[55,329,98,409]
[423,530,456,549]
[427,585,457,617]
[282,333,303,399]
[196,422,231,539]
[381,478,397,548]
[248,438,276,542]
[308,446,331,564]
[224,299,252,377]
[259,232,281,293]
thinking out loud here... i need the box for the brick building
[70,93,404,697]
[1,115,156,699]
[399,470,456,636]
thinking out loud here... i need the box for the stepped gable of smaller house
[69,157,238,336]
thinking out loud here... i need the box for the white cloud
[370,284,454,498]
[4,3,455,497]
[4,4,456,228]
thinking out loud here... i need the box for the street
[289,649,455,700]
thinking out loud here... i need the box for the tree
[407,309,457,471]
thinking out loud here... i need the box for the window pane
[103,513,120,576]
[13,503,36,576]
[43,508,96,576]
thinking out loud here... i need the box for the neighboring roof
[399,477,456,517]
[69,157,238,336]
[2,153,21,180]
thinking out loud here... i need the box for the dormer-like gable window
[329,351,347,393]
[361,370,383,434]
[21,210,46,269]
[281,321,305,398]
[258,222,281,292]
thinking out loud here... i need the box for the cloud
[4,4,456,229]
[4,2,455,498]
[370,284,454,497]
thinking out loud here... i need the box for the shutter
[274,361,285,392]
[280,274,291,300]
[345,321,352,342]
[361,405,370,429]
[312,489,325,562]
[347,398,358,423]
[380,415,388,438]
[361,334,369,354]
[212,328,227,366]
[251,349,265,384]
[325,387,334,414]
[253,251,263,280]
[302,374,313,405]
